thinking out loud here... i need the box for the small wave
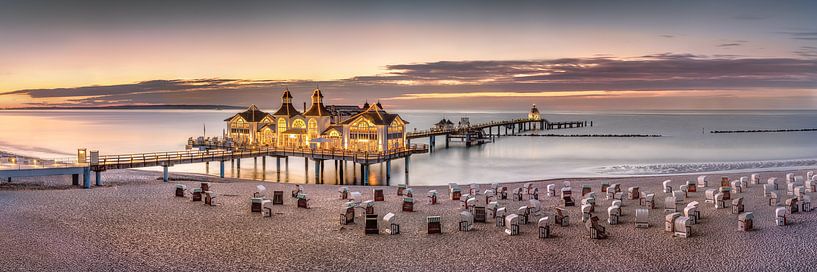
[598,158,817,175]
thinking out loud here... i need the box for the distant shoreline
[0,104,245,110]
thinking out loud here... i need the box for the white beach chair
[776,207,787,226]
[351,192,363,206]
[627,187,640,200]
[469,184,480,196]
[808,171,815,182]
[175,184,187,197]
[663,180,672,194]
[459,211,474,232]
[555,207,569,227]
[517,206,530,225]
[512,188,524,201]
[795,186,806,198]
[340,202,356,225]
[528,199,543,216]
[561,187,575,207]
[672,190,685,203]
[697,175,708,188]
[800,195,811,212]
[495,207,507,227]
[505,214,519,236]
[740,176,748,189]
[581,197,595,213]
[644,193,655,209]
[769,191,779,206]
[607,205,620,225]
[563,180,571,188]
[704,189,717,203]
[715,193,727,209]
[786,173,795,183]
[361,200,375,215]
[635,208,649,228]
[581,204,593,223]
[683,205,698,224]
[686,201,701,221]
[767,178,779,190]
[731,181,742,193]
[611,199,623,209]
[731,197,744,214]
[338,186,349,200]
[751,173,760,185]
[254,185,267,198]
[547,184,556,197]
[383,213,399,235]
[665,212,681,232]
[679,185,689,198]
[586,216,607,239]
[664,196,677,212]
[785,198,799,213]
[614,192,624,201]
[763,184,773,198]
[487,201,500,218]
[610,183,621,193]
[738,212,753,231]
[673,216,692,238]
[405,188,414,198]
[484,189,496,204]
[806,179,816,193]
[538,217,551,239]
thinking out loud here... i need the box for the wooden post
[305,158,309,183]
[362,164,369,186]
[314,159,320,184]
[83,167,91,189]
[95,171,102,186]
[404,156,410,185]
[162,166,169,183]
[340,160,346,185]
[220,160,225,178]
[386,160,391,185]
[276,157,281,181]
[445,134,450,148]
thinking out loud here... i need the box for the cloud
[793,46,817,58]
[4,54,817,109]
[659,34,674,38]
[780,31,817,41]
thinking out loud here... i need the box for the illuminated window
[292,119,306,128]
[277,118,287,132]
[308,118,318,139]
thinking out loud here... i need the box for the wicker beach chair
[686,180,697,193]
[769,191,779,206]
[731,181,742,194]
[402,197,414,212]
[291,185,304,198]
[665,212,682,232]
[251,197,270,213]
[601,181,610,193]
[635,208,649,228]
[686,201,701,221]
[581,204,593,223]
[505,214,520,236]
[495,207,507,227]
[254,185,267,199]
[204,191,217,206]
[538,217,551,239]
[800,195,811,212]
[775,207,787,226]
[628,187,640,200]
[397,184,406,196]
[663,180,672,194]
[738,212,753,231]
[767,178,779,190]
[529,199,543,216]
[427,216,442,234]
[581,197,595,213]
[664,196,677,212]
[719,186,731,201]
[697,175,708,188]
[351,192,363,206]
[683,205,697,225]
[751,174,760,185]
[546,184,556,197]
[484,189,496,204]
[364,214,379,235]
[373,189,385,202]
[175,184,187,197]
[450,184,462,201]
[673,216,692,238]
[459,211,474,232]
[191,188,203,202]
[672,190,685,203]
[705,189,717,203]
[732,197,744,214]
[785,198,799,213]
[763,184,773,198]
[607,205,620,225]
[340,202,355,225]
[338,186,349,200]
[517,206,530,225]
[679,185,689,198]
[585,216,607,239]
[297,193,310,209]
[786,173,795,183]
[512,187,524,201]
[383,213,399,235]
[715,193,728,209]
[582,185,592,197]
[561,187,575,207]
[555,207,569,227]
[469,184,480,196]
[487,201,500,219]
[427,190,438,205]
[405,188,414,198]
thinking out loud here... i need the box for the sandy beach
[1,168,816,271]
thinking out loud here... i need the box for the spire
[281,88,292,104]
[362,100,370,109]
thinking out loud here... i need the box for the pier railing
[407,118,542,138]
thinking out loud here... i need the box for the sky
[0,0,816,110]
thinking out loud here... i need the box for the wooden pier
[406,118,588,151]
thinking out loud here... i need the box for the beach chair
[297,193,310,209]
[191,188,203,202]
[635,208,649,228]
[581,197,595,213]
[529,199,543,216]
[427,216,442,234]
[720,176,730,187]
[562,188,575,207]
[645,193,655,209]
[785,198,799,213]
[175,184,187,197]
[254,185,267,198]
[538,217,551,239]
[775,207,787,226]
[606,188,615,200]
[663,180,672,193]
[200,182,210,192]
[732,197,744,214]
[563,180,572,188]
[767,178,779,190]
[490,182,499,192]
[769,192,779,206]
[546,184,556,197]
[522,182,533,196]
[795,186,806,198]
[338,187,349,200]
[719,186,731,200]
[340,202,355,225]
[664,196,677,212]
[685,180,696,193]
[272,191,284,205]
[585,216,607,239]
[715,193,728,209]
[517,206,530,225]
[808,171,815,182]
[686,202,701,221]
[362,200,375,215]
[462,195,475,209]
[665,212,682,232]
[487,201,500,218]
[582,185,592,197]
[682,204,697,224]
[512,188,524,201]
[451,186,462,201]
[469,184,480,196]
[365,214,379,235]
[496,207,507,227]
[704,189,717,203]
[555,207,569,227]
[498,186,508,200]
[806,179,816,193]
[459,211,474,231]
[373,189,385,202]
[427,190,438,205]
[351,192,363,206]
[505,214,520,236]
[251,197,266,213]
[405,188,414,198]
[611,183,622,193]
[397,184,406,196]
[204,191,217,206]
[484,190,496,204]
[751,174,760,185]
[383,213,399,235]
[697,175,708,188]
[673,216,692,238]
[786,173,795,183]
[763,184,773,198]
[628,187,640,200]
[601,182,610,193]
[581,204,593,223]
[474,205,486,223]
[800,195,811,212]
[607,205,620,225]
[738,212,753,231]
[614,192,624,201]
[672,190,685,203]
[402,197,414,212]
[612,200,623,212]
[530,188,540,200]
[731,181,742,194]
[291,185,304,198]
[679,185,689,198]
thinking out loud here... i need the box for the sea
[1,109,817,185]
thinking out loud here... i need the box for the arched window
[328,130,340,137]
[277,118,287,132]
[308,118,318,139]
[292,119,306,128]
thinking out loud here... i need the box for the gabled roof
[304,88,330,116]
[435,119,454,126]
[258,123,276,132]
[224,105,272,122]
[340,102,409,126]
[321,125,342,135]
[273,103,302,117]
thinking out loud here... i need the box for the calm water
[2,109,817,185]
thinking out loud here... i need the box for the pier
[406,118,587,151]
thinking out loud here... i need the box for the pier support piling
[219,161,225,178]
[276,157,281,181]
[162,166,169,183]
[83,167,91,189]
[95,171,102,186]
[404,156,410,185]
[339,160,345,185]
[72,174,79,186]
[304,159,309,183]
[362,164,369,186]
[314,159,321,184]
[386,160,391,185]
